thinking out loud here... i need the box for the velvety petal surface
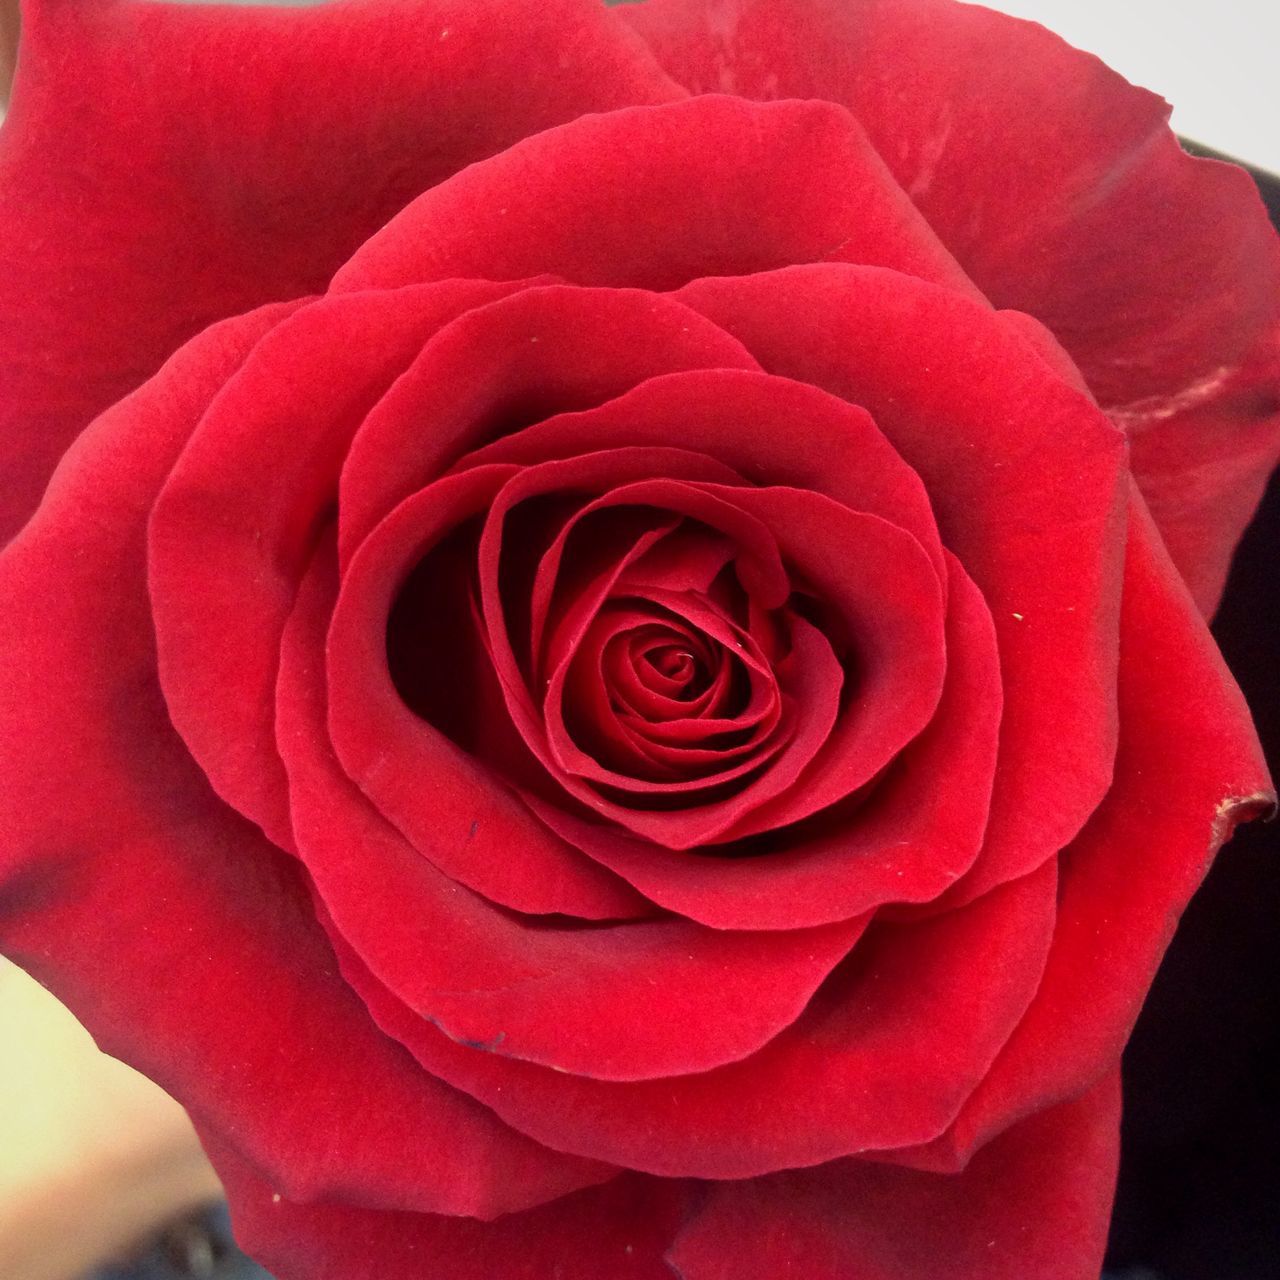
[150,279,538,855]
[678,264,1128,900]
[329,461,655,921]
[332,94,978,297]
[464,460,944,848]
[893,494,1275,1173]
[531,554,999,929]
[337,285,760,564]
[213,1146,690,1280]
[155,281,757,919]
[666,1074,1120,1280]
[326,862,1057,1177]
[0,0,681,543]
[625,0,1280,611]
[0,305,611,1219]
[282,542,867,1082]
[458,367,945,579]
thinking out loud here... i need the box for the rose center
[633,633,715,700]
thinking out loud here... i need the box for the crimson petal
[150,279,539,853]
[543,594,785,793]
[328,463,651,920]
[678,264,1127,897]
[538,554,999,930]
[325,862,1056,1177]
[0,0,680,543]
[625,0,1280,612]
[338,285,760,565]
[459,366,946,581]
[0,306,608,1219]
[285,543,866,1082]
[212,1144,690,1280]
[890,493,1274,1172]
[666,1074,1120,1280]
[691,484,946,839]
[332,94,978,297]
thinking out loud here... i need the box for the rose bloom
[1,1,1278,1277]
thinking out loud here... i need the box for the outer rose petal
[889,493,1274,1173]
[0,306,610,1219]
[212,1145,692,1280]
[282,541,867,1083]
[150,278,542,856]
[0,0,681,543]
[666,1074,1120,1280]
[332,94,978,297]
[324,862,1057,1177]
[625,0,1280,612]
[1124,385,1280,617]
[677,264,1128,900]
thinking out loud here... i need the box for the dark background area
[1104,156,1280,1280]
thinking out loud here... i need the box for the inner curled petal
[548,591,789,795]
[356,428,946,857]
[471,459,866,838]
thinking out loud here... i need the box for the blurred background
[1,2,1277,1279]
[982,0,1280,174]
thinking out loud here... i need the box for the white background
[977,0,1280,173]
[193,1,1280,173]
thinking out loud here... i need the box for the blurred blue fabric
[92,1205,272,1280]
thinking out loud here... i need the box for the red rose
[0,3,1276,1279]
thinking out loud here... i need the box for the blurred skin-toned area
[0,960,224,1280]
[1,0,17,109]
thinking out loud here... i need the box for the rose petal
[326,861,1056,1177]
[328,462,650,920]
[529,613,843,845]
[689,484,946,839]
[889,492,1274,1173]
[457,387,949,845]
[1124,381,1280,615]
[332,94,978,297]
[666,1073,1120,1280]
[460,366,946,581]
[599,595,750,733]
[678,263,1127,897]
[329,451,788,876]
[285,542,866,1082]
[0,305,608,1219]
[625,0,1280,612]
[616,526,742,608]
[513,480,939,848]
[486,465,774,691]
[0,0,680,543]
[538,553,999,930]
[150,279,539,853]
[212,1146,690,1280]
[475,462,825,834]
[338,284,761,565]
[543,592,785,793]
